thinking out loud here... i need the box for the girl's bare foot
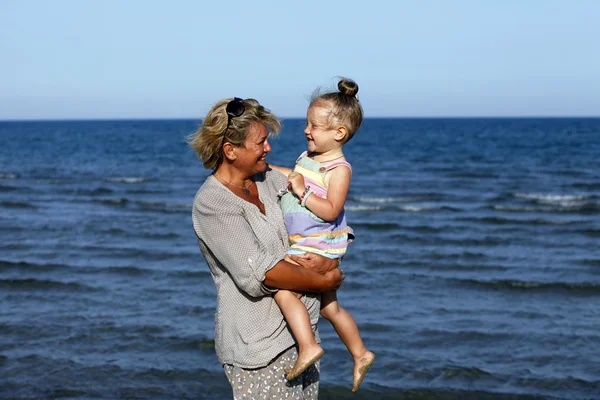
[285,345,324,380]
[352,350,375,392]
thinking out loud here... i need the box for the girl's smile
[304,105,339,156]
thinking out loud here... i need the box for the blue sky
[1,0,599,120]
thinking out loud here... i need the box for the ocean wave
[172,269,212,279]
[513,375,600,399]
[165,337,215,351]
[389,233,432,244]
[514,192,593,207]
[411,262,509,272]
[0,243,33,251]
[492,205,539,212]
[319,385,556,400]
[458,216,579,226]
[0,200,37,209]
[399,205,461,213]
[399,225,447,233]
[0,173,18,179]
[352,196,421,203]
[492,204,599,214]
[456,278,600,294]
[416,328,513,341]
[99,198,129,206]
[346,205,382,211]
[400,205,431,212]
[104,177,152,184]
[76,187,115,196]
[89,227,180,239]
[100,266,152,276]
[352,222,401,231]
[438,236,512,246]
[581,229,600,237]
[0,278,101,292]
[348,204,459,213]
[94,198,191,213]
[71,244,196,262]
[425,251,487,260]
[0,260,68,272]
[571,182,600,190]
[0,259,161,278]
[447,170,499,179]
[578,258,600,267]
[138,201,191,211]
[0,184,20,192]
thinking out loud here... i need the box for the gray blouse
[192,168,321,369]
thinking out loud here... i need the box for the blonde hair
[187,98,281,170]
[311,77,363,142]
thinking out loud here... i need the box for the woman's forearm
[268,164,293,177]
[264,259,341,293]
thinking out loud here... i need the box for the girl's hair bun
[338,78,359,97]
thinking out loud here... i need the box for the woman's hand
[289,252,339,275]
[264,254,344,293]
[291,253,345,292]
[322,268,345,291]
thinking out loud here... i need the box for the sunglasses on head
[221,97,245,148]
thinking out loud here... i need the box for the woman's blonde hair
[311,77,363,142]
[187,98,281,170]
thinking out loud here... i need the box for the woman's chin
[255,159,268,172]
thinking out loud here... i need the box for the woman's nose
[264,139,272,152]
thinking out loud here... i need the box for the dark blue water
[1,118,599,400]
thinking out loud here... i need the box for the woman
[188,97,344,399]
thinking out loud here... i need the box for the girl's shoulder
[322,159,352,172]
[323,160,352,189]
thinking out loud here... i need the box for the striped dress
[280,151,354,259]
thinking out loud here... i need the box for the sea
[0,117,599,400]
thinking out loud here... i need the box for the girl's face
[304,105,338,154]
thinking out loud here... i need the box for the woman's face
[236,122,272,175]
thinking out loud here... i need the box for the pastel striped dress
[279,151,355,259]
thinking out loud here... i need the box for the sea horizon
[1,115,600,123]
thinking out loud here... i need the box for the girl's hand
[287,171,306,197]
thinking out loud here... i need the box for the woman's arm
[288,166,351,221]
[268,163,293,177]
[264,256,344,292]
[195,186,343,297]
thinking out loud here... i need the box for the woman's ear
[335,126,348,142]
[222,142,237,161]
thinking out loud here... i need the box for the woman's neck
[214,165,253,186]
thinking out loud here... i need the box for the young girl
[270,78,375,392]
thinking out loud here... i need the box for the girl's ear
[335,126,348,142]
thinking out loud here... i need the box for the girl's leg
[274,289,323,380]
[320,291,375,392]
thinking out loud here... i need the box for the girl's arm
[288,166,351,222]
[268,163,293,177]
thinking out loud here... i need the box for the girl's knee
[320,304,340,320]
